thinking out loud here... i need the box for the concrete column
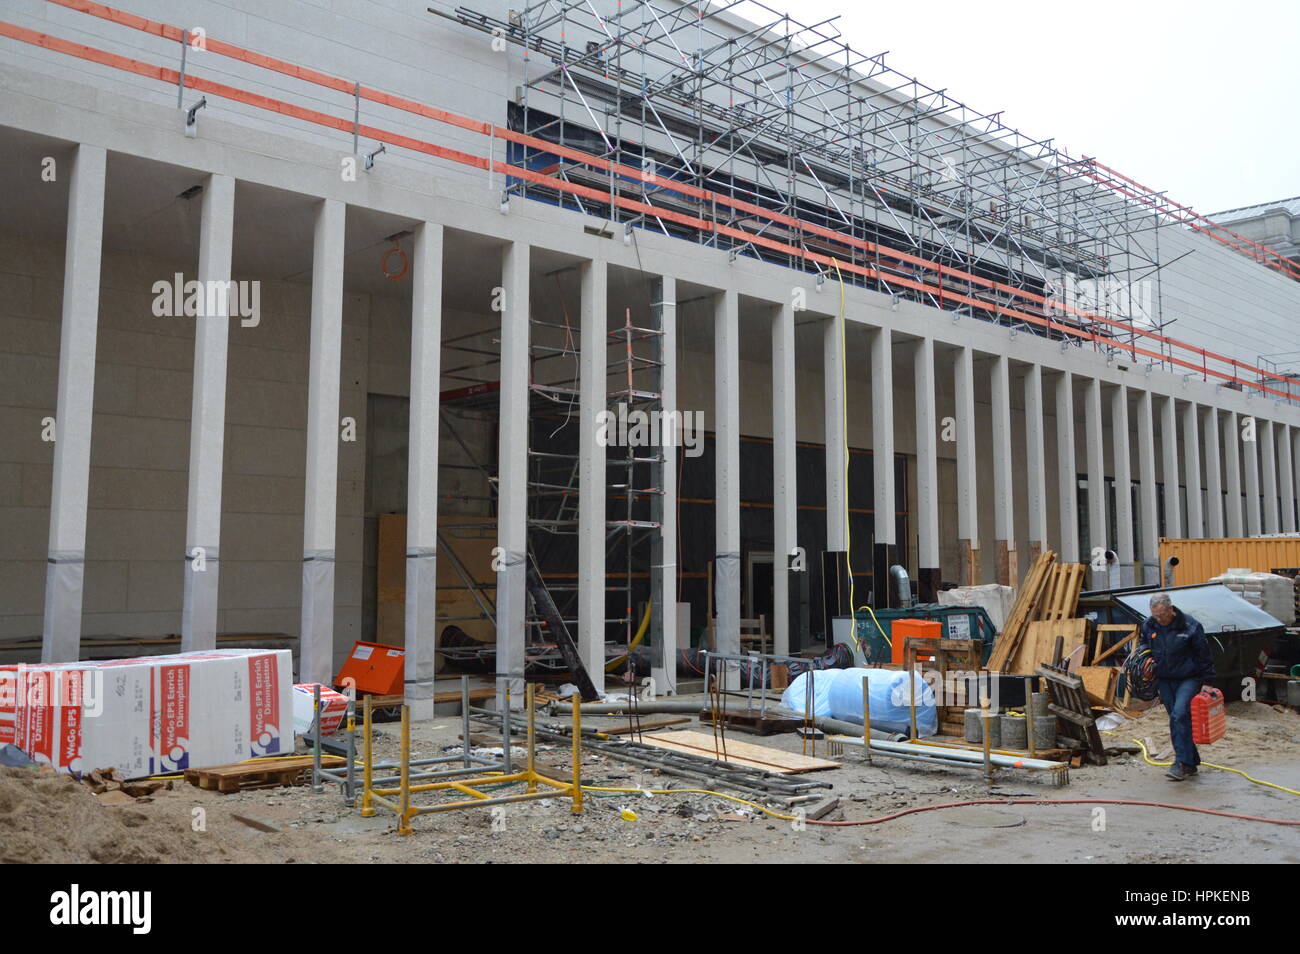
[404,221,442,719]
[1182,401,1203,538]
[914,338,940,602]
[1024,364,1048,566]
[578,258,607,695]
[181,173,235,652]
[650,276,678,691]
[1224,410,1244,537]
[1161,396,1182,539]
[1243,412,1262,536]
[1136,390,1160,584]
[1292,428,1300,530]
[1084,377,1106,585]
[823,309,847,553]
[1280,424,1296,533]
[871,327,897,601]
[1056,372,1079,562]
[772,300,797,653]
[1262,419,1279,533]
[1202,407,1224,539]
[990,354,1015,584]
[1111,385,1134,584]
[40,144,106,663]
[496,242,529,709]
[954,347,979,584]
[299,198,346,685]
[715,289,741,688]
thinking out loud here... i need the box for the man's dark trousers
[1157,677,1201,768]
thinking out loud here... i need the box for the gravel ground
[4,698,1298,863]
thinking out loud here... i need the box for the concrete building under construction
[3,0,1300,715]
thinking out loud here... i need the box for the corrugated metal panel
[1115,584,1283,633]
[1158,537,1300,584]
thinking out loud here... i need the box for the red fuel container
[1191,687,1225,745]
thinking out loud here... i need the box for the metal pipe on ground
[549,699,704,715]
[836,736,1067,772]
[548,701,904,741]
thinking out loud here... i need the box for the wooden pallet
[639,730,839,774]
[1036,664,1107,765]
[1039,563,1085,622]
[184,755,345,794]
[987,551,1055,671]
[904,637,981,731]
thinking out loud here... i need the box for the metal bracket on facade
[184,96,207,137]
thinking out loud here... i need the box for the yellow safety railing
[362,684,582,834]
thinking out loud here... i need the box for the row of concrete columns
[36,147,1300,709]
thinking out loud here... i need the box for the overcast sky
[761,0,1298,215]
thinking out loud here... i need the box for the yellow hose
[1131,737,1300,796]
[605,602,653,672]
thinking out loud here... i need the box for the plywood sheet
[1078,666,1117,705]
[1009,618,1090,674]
[639,730,839,774]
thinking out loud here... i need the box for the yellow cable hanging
[605,602,653,672]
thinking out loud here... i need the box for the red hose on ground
[806,797,1300,827]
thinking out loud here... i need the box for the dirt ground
[3,698,1298,864]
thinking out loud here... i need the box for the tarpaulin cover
[781,667,938,737]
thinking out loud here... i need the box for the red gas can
[1191,687,1225,745]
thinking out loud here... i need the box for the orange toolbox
[1191,687,1225,745]
[890,618,943,664]
[335,640,406,696]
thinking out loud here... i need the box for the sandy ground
[3,699,1298,864]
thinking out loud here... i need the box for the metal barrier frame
[363,683,582,835]
[309,676,501,806]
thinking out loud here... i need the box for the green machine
[852,604,998,666]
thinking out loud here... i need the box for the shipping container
[1157,537,1300,585]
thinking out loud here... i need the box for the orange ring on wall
[382,244,409,281]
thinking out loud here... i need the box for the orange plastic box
[335,640,406,696]
[890,618,943,664]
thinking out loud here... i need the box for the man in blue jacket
[1138,592,1216,780]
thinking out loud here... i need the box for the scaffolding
[431,272,666,675]
[437,0,1293,352]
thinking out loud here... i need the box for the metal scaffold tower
[435,0,1255,354]
[524,282,666,665]
[434,269,666,675]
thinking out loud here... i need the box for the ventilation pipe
[1162,556,1180,588]
[1105,550,1121,588]
[889,565,913,608]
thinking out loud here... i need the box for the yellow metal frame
[362,683,583,834]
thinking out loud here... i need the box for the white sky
[754,0,1299,214]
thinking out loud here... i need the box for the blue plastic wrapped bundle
[781,667,938,737]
